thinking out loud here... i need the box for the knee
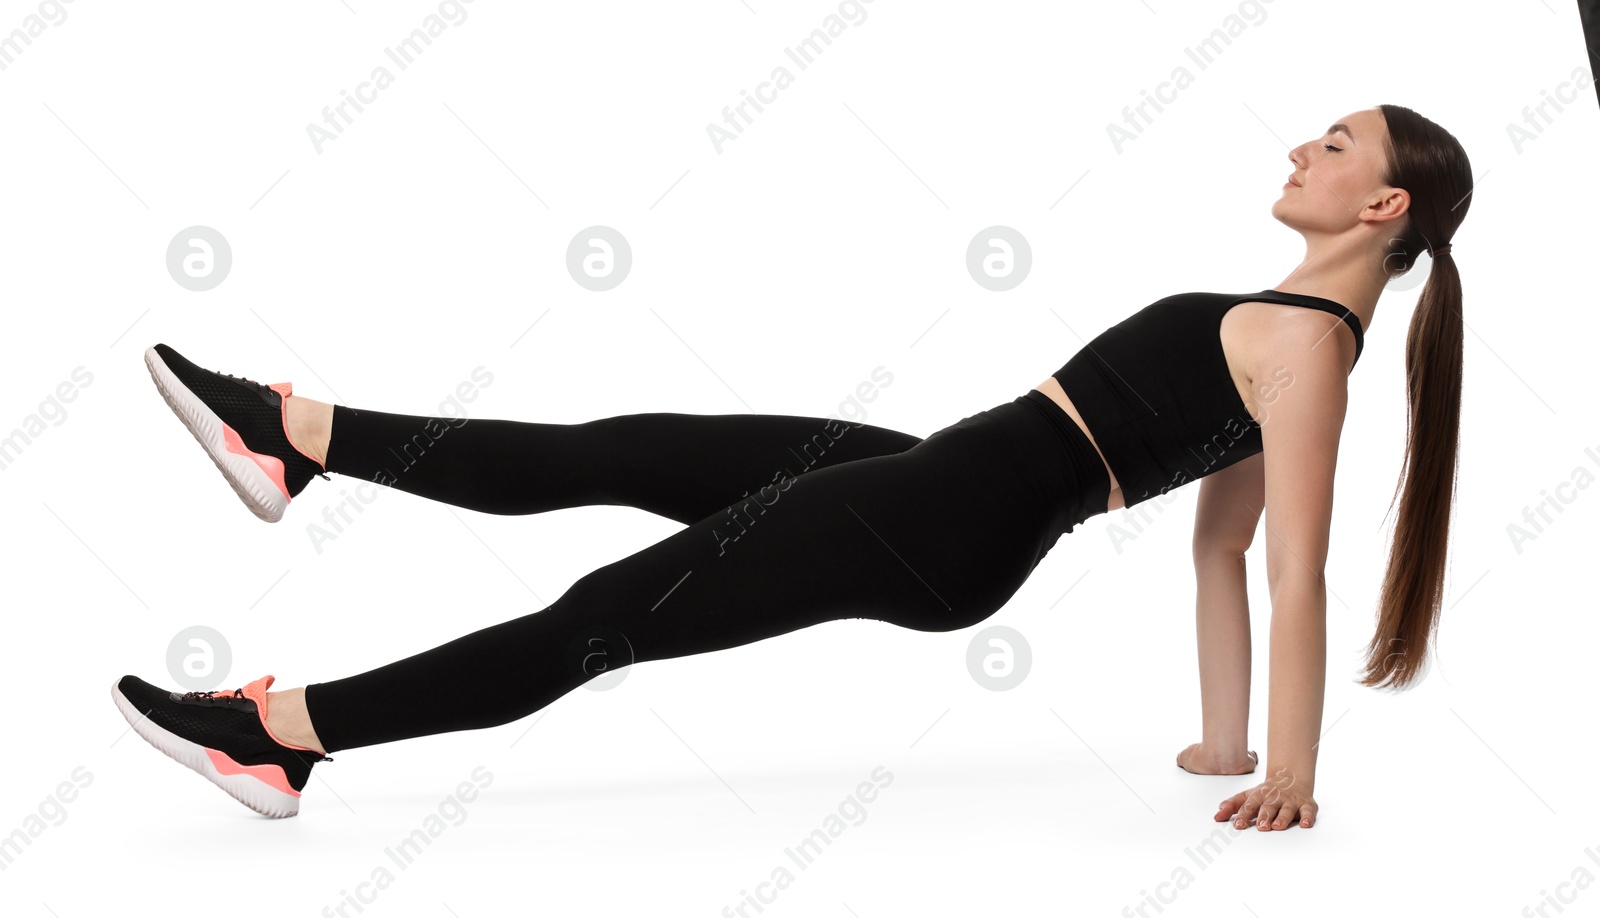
[547,567,642,666]
[553,566,636,629]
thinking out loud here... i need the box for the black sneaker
[144,343,328,522]
[111,674,332,818]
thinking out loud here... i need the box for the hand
[1175,743,1258,775]
[1216,773,1318,830]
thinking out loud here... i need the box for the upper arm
[1192,451,1265,559]
[1257,320,1349,590]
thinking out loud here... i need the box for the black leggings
[303,389,1110,752]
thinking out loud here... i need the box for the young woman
[113,103,1471,829]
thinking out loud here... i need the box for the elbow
[1266,567,1327,607]
[1192,534,1253,566]
[1193,546,1248,576]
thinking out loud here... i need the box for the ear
[1361,185,1409,226]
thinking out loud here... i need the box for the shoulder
[1229,300,1358,382]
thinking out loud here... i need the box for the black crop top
[1051,289,1363,508]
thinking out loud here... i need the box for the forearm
[1193,549,1252,754]
[1265,576,1328,792]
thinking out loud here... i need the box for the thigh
[582,411,923,524]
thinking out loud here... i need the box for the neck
[1272,239,1391,332]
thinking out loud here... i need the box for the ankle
[284,396,333,468]
[265,688,327,755]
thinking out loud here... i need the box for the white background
[1,0,1595,916]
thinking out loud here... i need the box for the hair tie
[1432,242,1452,258]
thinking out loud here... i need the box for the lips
[1286,175,1302,187]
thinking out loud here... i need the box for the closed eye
[1323,143,1342,152]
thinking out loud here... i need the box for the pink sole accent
[204,747,301,798]
[222,423,290,499]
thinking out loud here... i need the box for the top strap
[1244,290,1364,367]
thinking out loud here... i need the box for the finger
[1232,798,1259,828]
[1298,802,1317,828]
[1255,801,1280,830]
[1272,803,1300,830]
[1217,793,1244,817]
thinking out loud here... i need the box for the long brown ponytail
[1361,104,1474,689]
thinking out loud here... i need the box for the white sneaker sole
[110,680,303,818]
[144,346,288,523]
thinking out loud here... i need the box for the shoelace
[213,369,331,480]
[217,371,271,394]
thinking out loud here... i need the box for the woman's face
[1272,107,1407,239]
